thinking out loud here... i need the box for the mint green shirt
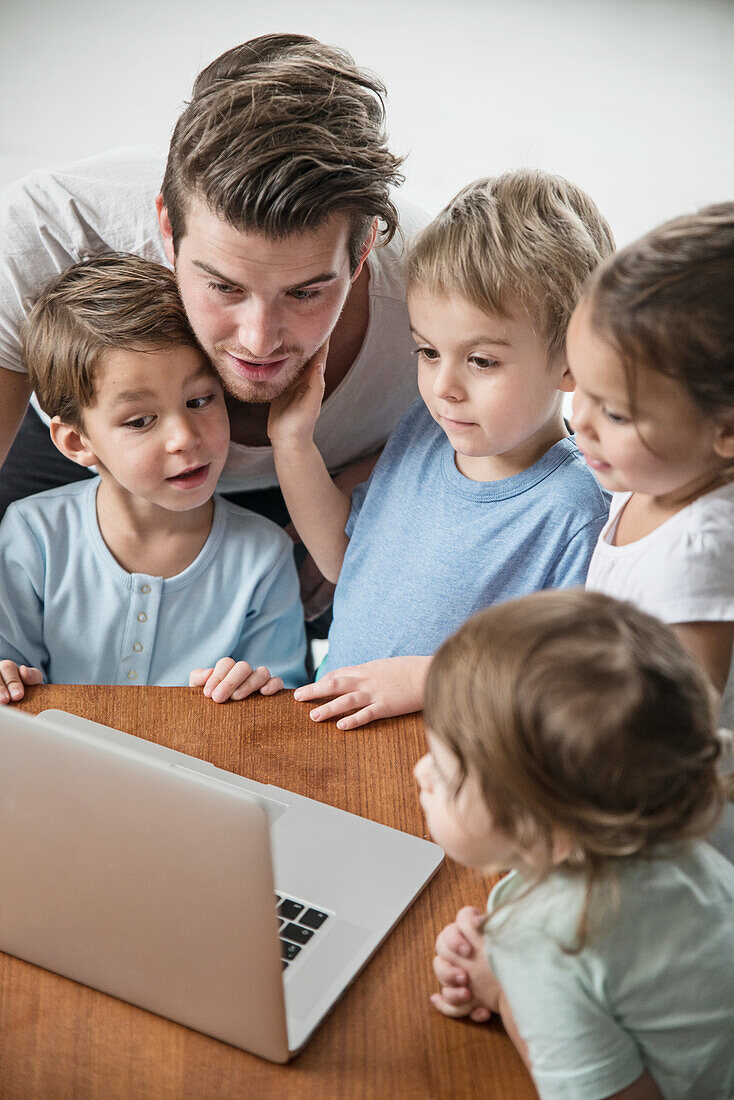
[485,843,734,1099]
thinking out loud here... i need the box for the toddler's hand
[293,655,431,729]
[432,906,500,1022]
[189,658,284,703]
[0,660,43,704]
[267,342,328,447]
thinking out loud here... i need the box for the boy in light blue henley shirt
[269,170,614,728]
[0,255,306,703]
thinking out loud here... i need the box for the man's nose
[235,301,282,359]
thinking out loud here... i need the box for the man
[0,34,425,616]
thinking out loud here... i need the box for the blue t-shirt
[0,479,307,687]
[322,400,610,673]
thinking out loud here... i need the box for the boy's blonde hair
[425,589,728,945]
[406,169,615,361]
[21,254,200,427]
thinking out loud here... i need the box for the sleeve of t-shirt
[487,933,645,1100]
[231,538,307,688]
[345,470,375,538]
[640,528,734,625]
[0,505,50,675]
[544,514,609,590]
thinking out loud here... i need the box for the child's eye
[123,415,155,430]
[603,408,630,425]
[288,287,322,302]
[470,355,499,370]
[413,346,439,362]
[187,394,216,410]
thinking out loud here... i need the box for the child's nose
[433,362,462,401]
[166,415,199,451]
[570,391,595,438]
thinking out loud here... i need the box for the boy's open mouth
[166,464,210,488]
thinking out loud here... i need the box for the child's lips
[581,451,612,472]
[166,463,211,489]
[440,413,476,430]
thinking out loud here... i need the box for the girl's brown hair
[583,202,734,417]
[424,589,728,946]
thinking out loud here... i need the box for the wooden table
[0,686,536,1100]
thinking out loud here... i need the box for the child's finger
[202,657,237,697]
[435,922,474,961]
[433,955,469,987]
[294,670,356,703]
[429,992,475,1019]
[208,660,254,702]
[19,666,43,685]
[229,666,273,701]
[308,690,368,722]
[259,677,284,696]
[189,667,214,687]
[0,661,24,703]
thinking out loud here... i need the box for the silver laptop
[0,707,443,1062]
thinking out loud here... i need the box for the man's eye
[288,288,321,301]
[187,394,215,410]
[124,415,154,429]
[207,281,238,295]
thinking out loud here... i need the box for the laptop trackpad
[285,917,370,1024]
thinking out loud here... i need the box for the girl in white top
[417,590,734,1100]
[566,203,734,723]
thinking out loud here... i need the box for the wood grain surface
[0,685,536,1100]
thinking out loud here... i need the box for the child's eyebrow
[109,367,213,408]
[410,326,510,347]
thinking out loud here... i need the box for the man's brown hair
[21,253,200,427]
[161,33,405,273]
[406,170,615,362]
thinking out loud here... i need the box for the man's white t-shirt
[0,146,427,492]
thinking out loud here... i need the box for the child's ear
[714,412,734,460]
[49,417,99,468]
[556,355,575,394]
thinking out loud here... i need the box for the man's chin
[217,359,305,405]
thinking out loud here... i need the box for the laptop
[0,707,443,1062]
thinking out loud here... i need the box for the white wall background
[1,0,732,248]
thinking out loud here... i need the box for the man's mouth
[166,464,210,489]
[224,352,289,382]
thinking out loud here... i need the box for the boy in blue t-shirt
[268,170,614,728]
[0,254,306,703]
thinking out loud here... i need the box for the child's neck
[455,411,568,483]
[95,479,215,578]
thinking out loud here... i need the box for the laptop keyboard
[275,893,329,969]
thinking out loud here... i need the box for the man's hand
[0,659,43,704]
[293,655,431,729]
[267,345,327,448]
[431,906,500,1023]
[189,657,284,703]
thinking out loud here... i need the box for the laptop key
[299,908,328,930]
[280,940,301,961]
[278,899,304,920]
[281,922,314,946]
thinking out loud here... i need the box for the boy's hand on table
[432,906,500,1023]
[294,655,431,729]
[0,660,43,704]
[189,658,284,703]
